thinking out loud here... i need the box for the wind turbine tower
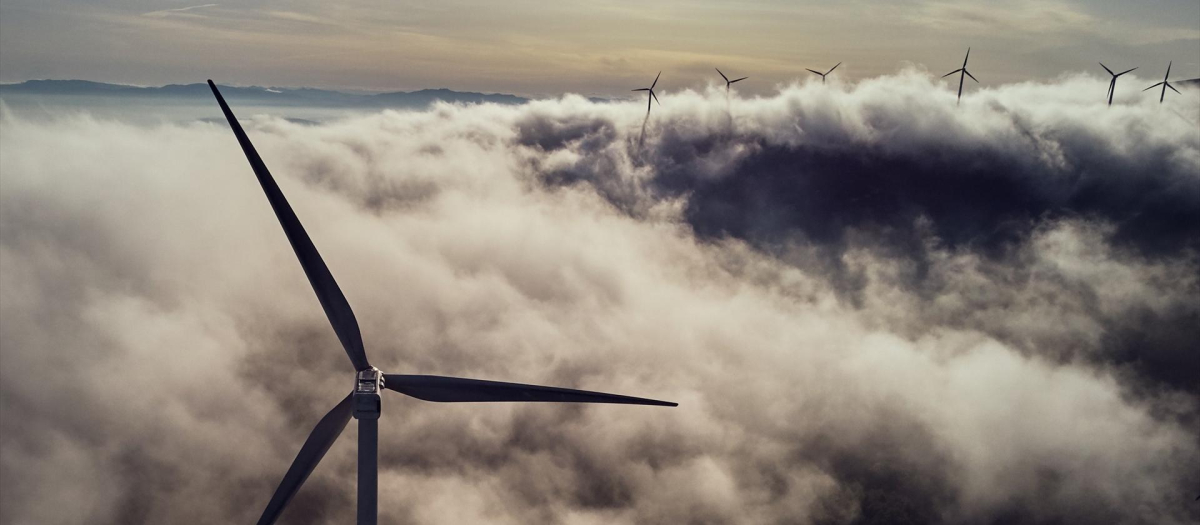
[942,48,978,104]
[206,80,675,525]
[1144,61,1180,103]
[806,62,841,84]
[633,72,662,116]
[1099,62,1136,106]
[716,68,748,92]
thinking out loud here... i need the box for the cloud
[911,1,1095,37]
[141,3,219,18]
[1,72,1198,524]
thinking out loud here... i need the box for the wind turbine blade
[384,374,677,406]
[963,47,970,67]
[651,90,660,105]
[1117,67,1136,76]
[1099,62,1113,75]
[1167,83,1180,94]
[826,62,841,75]
[256,394,353,525]
[942,69,962,78]
[716,68,728,82]
[806,69,823,75]
[1165,61,1171,79]
[632,88,650,91]
[1143,82,1164,91]
[208,81,371,372]
[731,77,748,83]
[651,71,661,89]
[964,70,978,83]
[357,418,377,525]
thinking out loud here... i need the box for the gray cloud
[1,73,1198,524]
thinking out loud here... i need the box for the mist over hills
[0,79,529,108]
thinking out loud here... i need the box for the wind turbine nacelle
[353,368,383,419]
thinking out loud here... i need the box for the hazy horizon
[1,1,1197,98]
[5,68,1200,98]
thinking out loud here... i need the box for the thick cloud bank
[2,72,1198,524]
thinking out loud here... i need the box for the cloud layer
[1,72,1198,524]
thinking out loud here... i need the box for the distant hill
[0,79,529,108]
[374,88,525,106]
[1178,78,1200,89]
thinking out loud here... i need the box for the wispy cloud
[911,1,1095,36]
[141,3,219,18]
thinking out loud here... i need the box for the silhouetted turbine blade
[806,69,823,75]
[1167,83,1180,94]
[963,47,971,67]
[651,90,660,105]
[1118,67,1136,76]
[208,81,371,372]
[1099,62,1113,75]
[827,62,841,75]
[651,71,661,89]
[632,88,650,91]
[257,394,353,525]
[1144,82,1164,91]
[731,77,748,83]
[716,68,728,82]
[965,70,978,83]
[384,375,678,406]
[942,69,962,78]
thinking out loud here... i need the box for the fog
[1,71,1198,524]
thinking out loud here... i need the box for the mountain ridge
[0,79,529,108]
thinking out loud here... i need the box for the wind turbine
[942,48,978,105]
[1099,62,1136,106]
[633,71,662,116]
[1143,61,1180,103]
[805,62,841,84]
[205,80,676,525]
[716,68,748,92]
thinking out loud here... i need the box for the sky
[0,0,1198,96]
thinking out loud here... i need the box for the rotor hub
[353,367,383,419]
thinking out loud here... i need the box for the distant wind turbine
[632,72,662,116]
[942,48,978,105]
[1099,62,1136,106]
[1143,61,1180,103]
[805,62,841,84]
[715,68,748,92]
